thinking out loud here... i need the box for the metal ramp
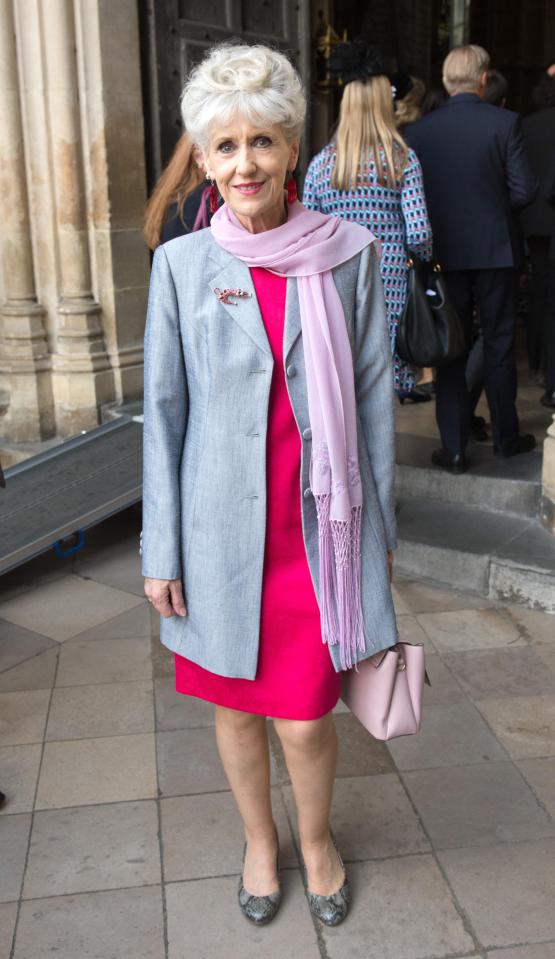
[0,417,143,575]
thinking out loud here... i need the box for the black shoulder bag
[396,257,467,368]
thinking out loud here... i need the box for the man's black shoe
[494,434,537,457]
[540,391,555,409]
[431,449,469,474]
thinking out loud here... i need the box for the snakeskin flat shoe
[238,839,281,925]
[304,835,350,927]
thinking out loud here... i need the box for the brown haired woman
[143,133,209,250]
[303,45,433,403]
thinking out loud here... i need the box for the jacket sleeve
[141,246,188,580]
[302,159,322,211]
[401,150,433,261]
[505,115,537,210]
[354,243,397,551]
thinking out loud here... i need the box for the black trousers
[527,236,550,373]
[437,269,520,455]
[547,260,555,392]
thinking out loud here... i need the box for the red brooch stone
[214,287,252,306]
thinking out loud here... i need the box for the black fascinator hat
[328,39,413,101]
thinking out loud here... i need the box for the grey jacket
[141,229,398,679]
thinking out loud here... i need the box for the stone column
[0,0,54,442]
[541,416,555,535]
[76,0,150,407]
[41,0,114,435]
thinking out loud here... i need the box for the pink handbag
[341,642,430,741]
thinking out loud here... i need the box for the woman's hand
[387,550,394,583]
[144,578,187,618]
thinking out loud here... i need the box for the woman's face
[202,119,299,233]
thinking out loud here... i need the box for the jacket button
[286,364,296,378]
[303,487,312,499]
[302,427,312,440]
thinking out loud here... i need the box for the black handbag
[396,257,467,368]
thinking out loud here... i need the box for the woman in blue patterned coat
[303,48,433,402]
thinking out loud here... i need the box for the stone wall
[0,0,150,455]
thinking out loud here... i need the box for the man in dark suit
[521,73,555,381]
[543,149,555,408]
[406,45,537,472]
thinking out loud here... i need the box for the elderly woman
[141,43,398,927]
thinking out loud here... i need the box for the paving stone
[486,946,555,958]
[476,696,555,760]
[150,636,173,678]
[438,839,555,948]
[416,608,524,653]
[505,606,555,646]
[394,578,493,613]
[269,714,395,784]
[320,855,474,959]
[443,647,555,700]
[76,544,145,596]
[165,872,321,959]
[13,885,165,959]
[154,678,215,730]
[72,602,152,642]
[45,680,154,741]
[0,620,57,672]
[403,762,555,849]
[0,903,17,957]
[0,689,50,746]
[161,786,296,882]
[517,758,555,818]
[56,636,152,686]
[36,733,157,809]
[157,727,229,796]
[283,774,430,861]
[337,715,396,777]
[0,647,59,692]
[0,813,31,903]
[23,800,161,899]
[388,702,507,770]
[538,646,555,677]
[0,744,41,815]
[391,584,411,614]
[0,574,143,641]
[149,604,160,638]
[422,653,468,706]
[396,613,436,652]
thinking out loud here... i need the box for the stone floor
[396,357,553,451]
[1,507,555,959]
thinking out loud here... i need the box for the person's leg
[272,713,344,896]
[526,236,550,374]
[435,271,473,455]
[543,258,555,401]
[474,268,520,450]
[214,705,278,895]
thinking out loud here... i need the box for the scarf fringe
[315,496,365,670]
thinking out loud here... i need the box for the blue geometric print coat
[303,145,433,393]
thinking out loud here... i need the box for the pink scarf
[211,200,377,669]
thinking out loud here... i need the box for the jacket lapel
[207,248,271,357]
[283,276,301,363]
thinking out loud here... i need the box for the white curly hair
[180,43,306,151]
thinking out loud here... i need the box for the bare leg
[273,713,344,895]
[214,705,278,895]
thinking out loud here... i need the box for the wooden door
[138,0,310,189]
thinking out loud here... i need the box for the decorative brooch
[214,287,252,306]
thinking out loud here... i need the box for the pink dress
[174,267,341,720]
